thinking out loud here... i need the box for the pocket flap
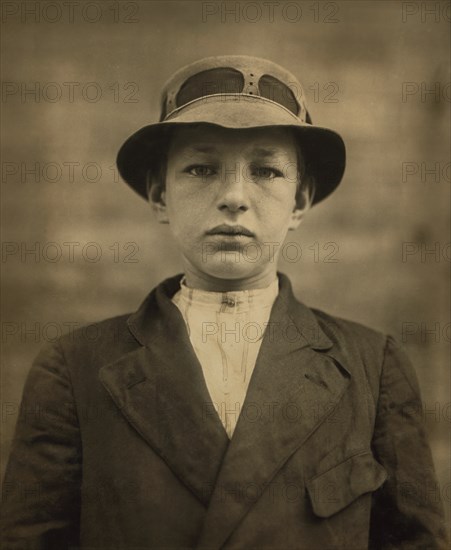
[305,451,387,518]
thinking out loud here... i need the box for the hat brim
[116,95,346,205]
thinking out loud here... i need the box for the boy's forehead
[170,125,297,155]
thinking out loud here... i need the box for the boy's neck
[182,266,278,292]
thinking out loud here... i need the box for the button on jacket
[1,273,447,549]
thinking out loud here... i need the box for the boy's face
[153,125,305,290]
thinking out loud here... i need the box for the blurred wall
[1,0,450,532]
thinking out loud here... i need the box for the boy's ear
[147,175,169,224]
[288,205,305,231]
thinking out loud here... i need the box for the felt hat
[117,55,345,205]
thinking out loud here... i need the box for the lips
[206,224,255,237]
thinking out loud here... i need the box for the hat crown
[160,55,309,123]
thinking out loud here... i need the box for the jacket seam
[307,449,373,483]
[55,338,83,435]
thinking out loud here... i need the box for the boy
[1,55,447,549]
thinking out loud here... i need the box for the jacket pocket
[305,451,387,518]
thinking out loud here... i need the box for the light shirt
[172,277,279,438]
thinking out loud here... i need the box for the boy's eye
[185,165,216,177]
[183,164,284,180]
[252,166,284,180]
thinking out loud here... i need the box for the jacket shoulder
[308,307,391,396]
[311,307,387,351]
[54,312,140,369]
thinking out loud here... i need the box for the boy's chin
[200,258,265,281]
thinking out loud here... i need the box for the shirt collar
[175,276,279,312]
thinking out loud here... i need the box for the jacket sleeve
[369,335,448,549]
[1,340,82,550]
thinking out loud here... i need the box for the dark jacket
[1,273,447,549]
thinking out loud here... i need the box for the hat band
[163,93,304,124]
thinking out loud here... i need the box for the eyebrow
[186,145,218,154]
[184,146,283,157]
[250,147,280,158]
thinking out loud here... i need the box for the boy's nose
[216,162,250,213]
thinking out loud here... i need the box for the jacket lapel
[98,272,351,545]
[99,275,230,507]
[195,274,351,549]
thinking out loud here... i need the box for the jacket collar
[126,272,334,352]
[99,273,351,549]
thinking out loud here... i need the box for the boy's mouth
[206,224,255,238]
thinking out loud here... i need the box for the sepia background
[1,0,450,532]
